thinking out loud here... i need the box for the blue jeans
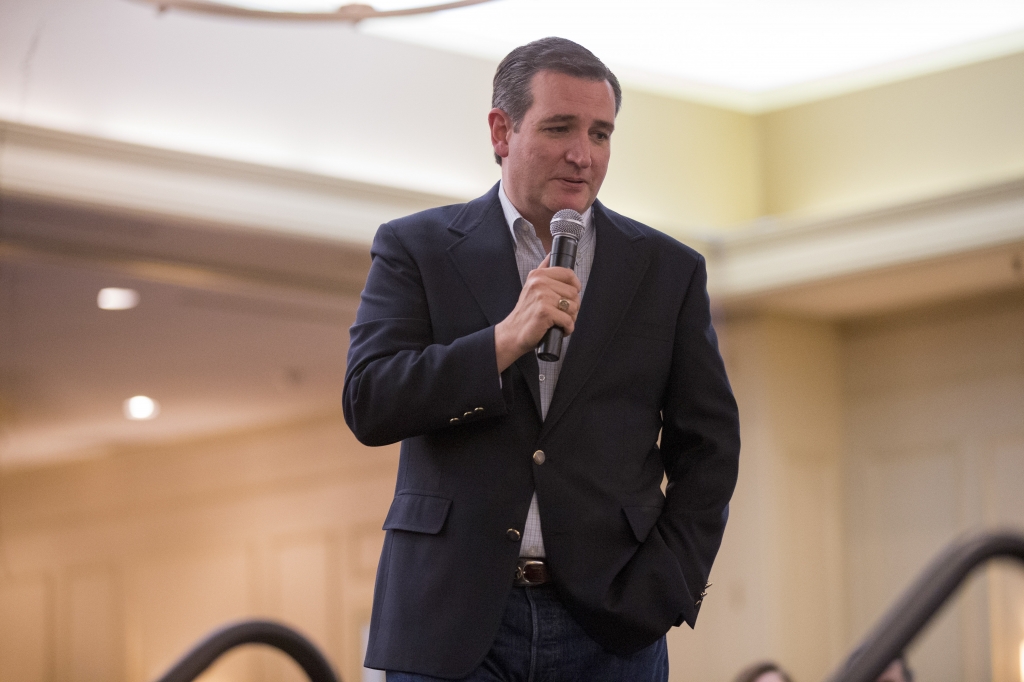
[386,584,669,682]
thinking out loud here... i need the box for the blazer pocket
[622,505,664,543]
[383,492,452,534]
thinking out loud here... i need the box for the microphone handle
[536,234,579,362]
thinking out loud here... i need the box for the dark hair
[732,661,794,682]
[491,37,622,165]
[894,654,914,682]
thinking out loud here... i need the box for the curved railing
[148,530,1024,682]
[152,619,339,682]
[824,529,1024,682]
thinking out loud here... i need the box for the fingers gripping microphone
[536,209,585,362]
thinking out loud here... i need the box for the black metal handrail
[152,619,339,682]
[824,529,1024,682]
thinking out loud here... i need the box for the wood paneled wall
[843,293,1024,682]
[0,414,398,682]
[1,292,1023,682]
[669,292,1024,682]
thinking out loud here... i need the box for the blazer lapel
[540,201,652,437]
[447,184,542,416]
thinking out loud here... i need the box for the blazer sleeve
[658,254,741,628]
[343,221,511,447]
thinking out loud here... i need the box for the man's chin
[547,190,593,216]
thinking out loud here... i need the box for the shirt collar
[498,180,593,246]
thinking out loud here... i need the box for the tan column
[667,314,846,682]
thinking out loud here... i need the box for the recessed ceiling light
[98,287,140,310]
[124,395,159,420]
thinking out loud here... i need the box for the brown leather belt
[514,558,550,587]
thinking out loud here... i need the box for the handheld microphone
[536,209,585,362]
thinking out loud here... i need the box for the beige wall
[842,292,1024,682]
[605,50,1024,236]
[760,52,1024,219]
[603,89,764,230]
[0,415,398,682]
[668,316,846,682]
[4,290,1021,682]
[667,290,1024,682]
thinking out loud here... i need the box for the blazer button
[506,528,521,541]
[463,411,473,418]
[532,450,546,465]
[474,407,484,413]
[449,417,459,424]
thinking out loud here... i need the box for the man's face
[491,70,616,228]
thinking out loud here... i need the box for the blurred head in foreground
[875,655,914,682]
[733,661,795,682]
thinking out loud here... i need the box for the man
[344,37,740,681]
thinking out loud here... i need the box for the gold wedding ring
[557,298,570,312]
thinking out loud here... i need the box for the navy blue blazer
[344,184,740,678]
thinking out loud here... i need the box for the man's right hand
[494,255,581,373]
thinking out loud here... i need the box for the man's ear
[488,108,512,161]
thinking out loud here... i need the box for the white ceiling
[0,0,502,201]
[3,0,1022,469]
[4,0,1024,213]
[277,0,1024,110]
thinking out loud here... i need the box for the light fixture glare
[124,395,159,420]
[131,0,496,22]
[98,288,140,310]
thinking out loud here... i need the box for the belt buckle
[515,559,546,586]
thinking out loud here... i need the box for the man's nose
[565,133,592,168]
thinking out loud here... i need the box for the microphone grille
[550,209,585,240]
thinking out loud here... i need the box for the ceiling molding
[0,238,362,303]
[723,243,1024,320]
[0,191,374,299]
[707,178,1024,315]
[4,119,1023,315]
[0,120,462,247]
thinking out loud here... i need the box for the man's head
[489,37,621,231]
[491,37,622,162]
